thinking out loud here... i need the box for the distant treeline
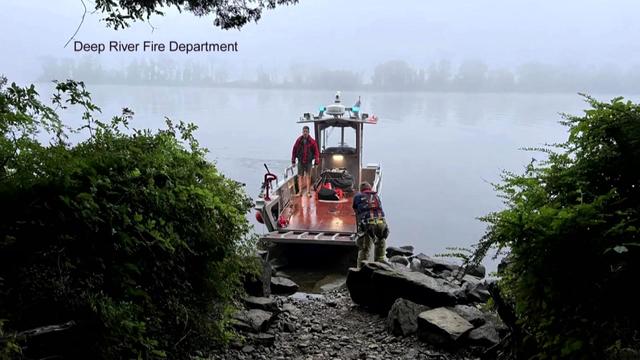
[39,57,640,93]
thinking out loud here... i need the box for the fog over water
[41,83,637,269]
[4,1,640,268]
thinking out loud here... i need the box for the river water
[48,84,634,270]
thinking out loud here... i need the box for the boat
[255,92,382,252]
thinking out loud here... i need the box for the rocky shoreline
[212,287,480,360]
[212,247,507,360]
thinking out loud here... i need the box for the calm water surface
[49,84,635,270]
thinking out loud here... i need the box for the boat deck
[285,192,357,233]
[260,191,357,246]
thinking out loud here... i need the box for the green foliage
[92,0,299,30]
[0,320,21,359]
[472,95,640,358]
[435,246,473,263]
[0,77,256,359]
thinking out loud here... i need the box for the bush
[473,95,640,358]
[0,77,256,359]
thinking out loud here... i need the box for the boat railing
[283,164,296,180]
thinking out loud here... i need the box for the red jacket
[292,135,320,164]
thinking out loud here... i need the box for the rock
[465,263,486,278]
[244,255,271,297]
[450,305,485,327]
[282,303,300,315]
[389,255,409,266]
[282,321,296,332]
[347,261,464,313]
[233,309,274,332]
[271,276,299,295]
[317,274,347,293]
[311,324,322,333]
[386,246,413,258]
[400,245,414,252]
[244,296,278,312]
[466,323,500,347]
[249,333,276,347]
[389,262,410,272]
[466,281,491,303]
[242,345,255,353]
[289,292,323,301]
[461,274,482,287]
[483,312,509,337]
[409,258,422,272]
[230,318,254,333]
[413,253,461,273]
[417,307,474,347]
[386,298,429,336]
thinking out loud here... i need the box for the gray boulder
[281,303,300,315]
[389,255,409,266]
[466,323,500,347]
[413,253,461,273]
[386,246,413,257]
[232,309,274,332]
[243,296,278,312]
[248,333,276,346]
[389,261,411,272]
[450,305,485,327]
[466,280,491,303]
[271,276,299,295]
[465,263,486,278]
[409,258,422,272]
[461,274,482,287]
[347,261,464,313]
[417,307,474,347]
[317,274,346,293]
[386,298,429,336]
[483,312,509,337]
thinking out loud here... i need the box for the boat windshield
[321,126,356,152]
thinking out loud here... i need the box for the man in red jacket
[291,126,320,197]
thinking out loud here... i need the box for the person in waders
[291,125,320,197]
[352,181,389,268]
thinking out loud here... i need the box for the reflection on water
[47,84,638,270]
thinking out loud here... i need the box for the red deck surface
[285,192,357,233]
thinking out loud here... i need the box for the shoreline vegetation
[0,77,259,359]
[37,58,640,94]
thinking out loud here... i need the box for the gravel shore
[210,288,478,360]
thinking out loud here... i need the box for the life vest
[355,190,384,222]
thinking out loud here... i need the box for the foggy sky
[2,0,640,83]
